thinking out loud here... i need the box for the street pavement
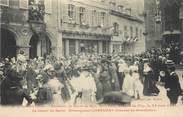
[129,68,183,116]
[132,69,183,105]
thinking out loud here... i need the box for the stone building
[144,0,162,49]
[144,0,183,63]
[0,0,62,59]
[60,0,111,57]
[60,0,145,56]
[0,0,146,59]
[108,0,145,55]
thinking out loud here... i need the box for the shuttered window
[100,12,105,26]
[91,10,97,26]
[79,7,85,24]
[68,4,75,19]
[136,28,138,38]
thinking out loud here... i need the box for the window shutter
[85,9,89,25]
[96,11,99,26]
[88,9,91,27]
[75,6,79,24]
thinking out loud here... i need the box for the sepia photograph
[0,0,183,116]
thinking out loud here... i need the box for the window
[68,4,75,19]
[69,40,76,55]
[109,2,116,10]
[91,10,97,26]
[19,0,28,9]
[102,41,107,53]
[124,26,128,38]
[125,8,131,15]
[100,12,105,26]
[130,26,133,38]
[79,7,85,24]
[139,29,142,39]
[118,5,123,12]
[45,0,52,13]
[136,28,138,38]
[113,22,119,36]
[0,0,9,6]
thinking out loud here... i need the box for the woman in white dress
[45,65,64,106]
[130,62,143,99]
[69,69,97,105]
[47,76,64,106]
[122,66,134,97]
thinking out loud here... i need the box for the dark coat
[25,68,37,93]
[108,64,120,91]
[165,72,182,104]
[143,71,159,96]
[1,69,32,105]
[99,70,112,96]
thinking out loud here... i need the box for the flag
[133,37,138,42]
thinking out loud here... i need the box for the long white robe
[47,77,64,106]
[69,71,97,104]
[122,73,134,97]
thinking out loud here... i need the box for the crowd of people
[0,48,182,107]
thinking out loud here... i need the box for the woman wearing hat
[130,62,143,99]
[143,63,159,96]
[122,67,134,97]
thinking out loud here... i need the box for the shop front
[62,31,111,57]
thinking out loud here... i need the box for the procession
[1,0,183,110]
[0,46,182,107]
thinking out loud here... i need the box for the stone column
[109,41,113,55]
[56,32,63,58]
[98,41,103,54]
[75,40,79,55]
[65,39,69,57]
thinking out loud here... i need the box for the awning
[162,30,181,36]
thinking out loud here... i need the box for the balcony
[28,1,45,23]
[28,1,46,34]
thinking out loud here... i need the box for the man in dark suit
[1,66,32,106]
[165,65,182,106]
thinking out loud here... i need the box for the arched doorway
[29,34,51,59]
[0,28,17,58]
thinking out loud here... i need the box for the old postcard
[0,0,183,117]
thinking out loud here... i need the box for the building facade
[144,0,163,49]
[0,0,146,59]
[108,0,145,55]
[60,0,111,57]
[0,0,62,59]
[144,0,183,63]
